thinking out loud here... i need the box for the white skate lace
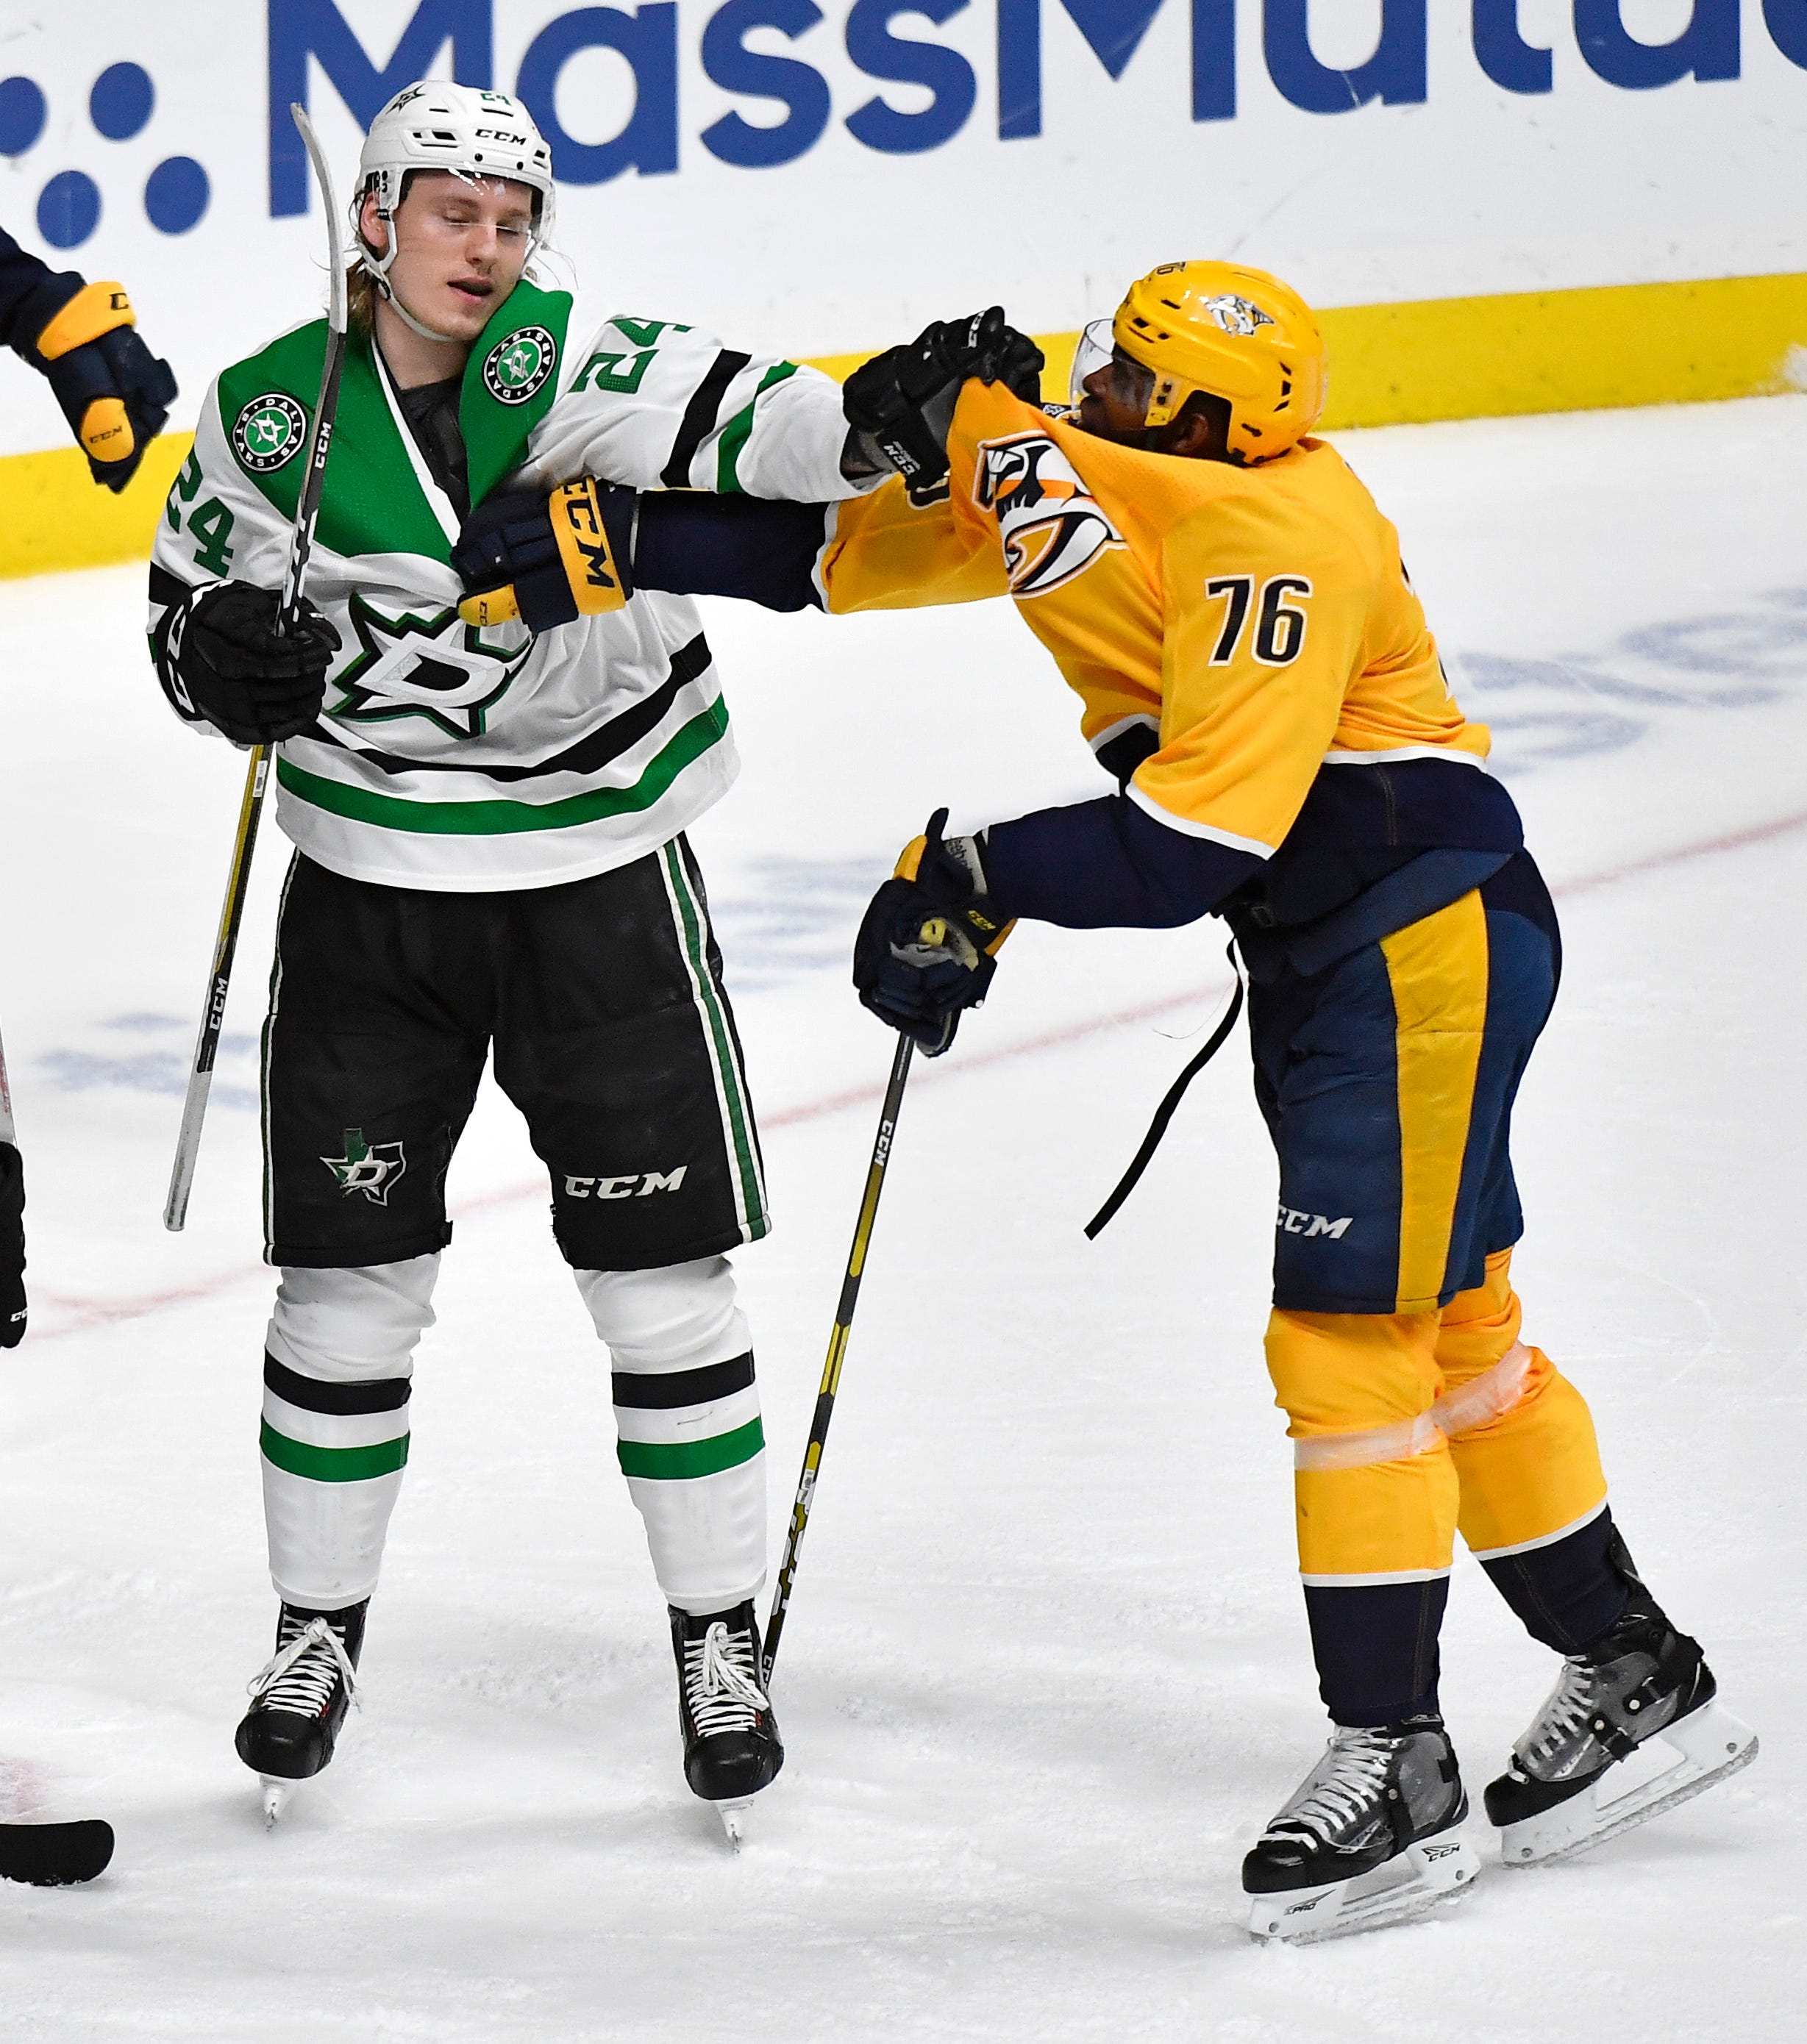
[1266,1727,1397,1842]
[1520,1657,1595,1768]
[685,1621,769,1737]
[246,1616,359,1720]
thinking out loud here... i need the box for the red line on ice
[29,804,1807,1342]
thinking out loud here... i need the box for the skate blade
[715,1798,752,1850]
[260,1777,292,1829]
[1247,1823,1480,1945]
[1499,1699,1758,1868]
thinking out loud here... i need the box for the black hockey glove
[453,477,635,632]
[13,277,177,493]
[843,309,1044,507]
[172,582,341,745]
[0,1140,25,1349]
[853,807,1015,1057]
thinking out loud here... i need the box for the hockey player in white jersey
[143,82,919,1834]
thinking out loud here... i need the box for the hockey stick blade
[163,104,346,1231]
[0,1818,115,1887]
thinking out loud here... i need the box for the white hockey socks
[577,1257,766,1617]
[260,1255,439,1610]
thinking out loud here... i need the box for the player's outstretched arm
[453,476,1005,629]
[523,311,863,504]
[1,228,176,493]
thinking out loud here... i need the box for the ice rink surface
[1,396,1803,2040]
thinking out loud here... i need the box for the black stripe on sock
[611,1351,755,1411]
[263,1352,410,1415]
[661,351,751,487]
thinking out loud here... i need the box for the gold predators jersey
[820,382,1505,884]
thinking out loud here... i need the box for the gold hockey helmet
[1108,261,1328,462]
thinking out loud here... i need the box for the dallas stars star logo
[321,1128,407,1207]
[327,593,532,740]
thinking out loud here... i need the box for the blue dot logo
[0,76,48,157]
[38,170,102,251]
[90,63,154,142]
[7,62,209,249]
[146,155,210,236]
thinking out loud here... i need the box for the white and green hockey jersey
[149,282,860,890]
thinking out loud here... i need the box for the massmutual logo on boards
[254,0,1806,215]
[9,3,1803,244]
[482,326,557,406]
[231,393,308,474]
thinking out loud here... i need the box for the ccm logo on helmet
[565,1168,688,1200]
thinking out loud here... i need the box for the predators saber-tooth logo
[972,432,1124,598]
[1203,293,1275,337]
[323,1129,407,1206]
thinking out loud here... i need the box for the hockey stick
[0,1015,15,1148]
[163,104,346,1232]
[0,1818,114,1887]
[763,1031,915,1686]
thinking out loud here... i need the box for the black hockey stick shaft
[763,1032,915,1686]
[163,104,345,1232]
[0,1012,15,1147]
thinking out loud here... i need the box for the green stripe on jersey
[715,362,799,493]
[277,698,729,835]
[662,843,766,1234]
[217,326,450,563]
[460,282,574,507]
[260,1421,409,1483]
[616,1415,764,1481]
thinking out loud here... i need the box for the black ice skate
[235,1599,368,1824]
[1486,1593,1757,1868]
[670,1601,783,1845]
[1244,1715,1479,1942]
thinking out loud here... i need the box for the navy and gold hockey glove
[13,277,177,493]
[853,807,1015,1056]
[0,1140,25,1349]
[453,478,635,632]
[844,309,1044,507]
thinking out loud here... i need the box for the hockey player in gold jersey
[451,268,1758,1937]
[830,265,1759,1938]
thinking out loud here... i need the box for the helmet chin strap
[358,220,470,346]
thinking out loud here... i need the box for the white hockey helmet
[353,81,556,336]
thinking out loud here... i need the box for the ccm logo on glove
[455,476,633,632]
[13,276,178,493]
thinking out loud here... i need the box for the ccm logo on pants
[1278,1205,1352,1239]
[565,1168,688,1200]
